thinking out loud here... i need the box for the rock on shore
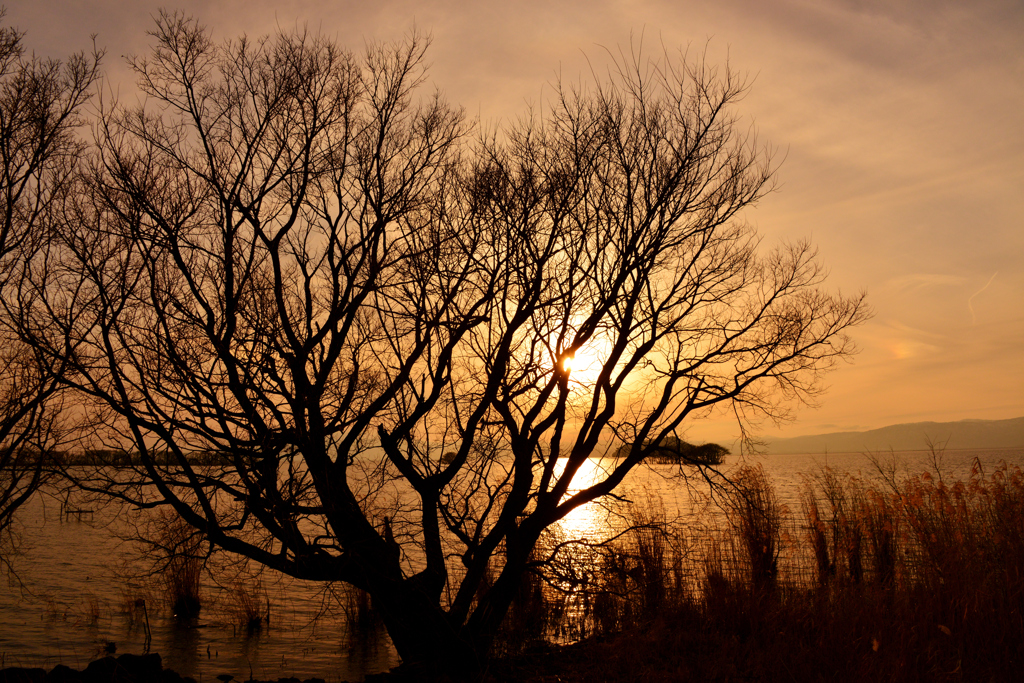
[0,652,329,683]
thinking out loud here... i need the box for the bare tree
[25,14,865,675]
[0,12,100,546]
[388,46,867,660]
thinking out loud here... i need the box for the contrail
[967,271,998,325]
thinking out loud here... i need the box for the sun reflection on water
[552,457,620,542]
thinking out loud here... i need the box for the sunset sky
[7,0,1022,442]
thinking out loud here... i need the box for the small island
[616,436,728,466]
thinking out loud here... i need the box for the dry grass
[728,464,784,592]
[340,584,387,655]
[491,458,1024,682]
[155,511,205,619]
[231,578,270,632]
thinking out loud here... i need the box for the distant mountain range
[761,416,1024,454]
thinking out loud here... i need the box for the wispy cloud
[886,273,967,294]
[5,0,1021,438]
[968,272,999,325]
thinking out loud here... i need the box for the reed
[231,578,270,632]
[728,464,783,592]
[859,486,899,587]
[342,586,382,641]
[156,511,204,619]
[803,488,833,584]
[83,595,101,625]
[499,561,552,654]
[801,467,870,585]
[496,458,1024,682]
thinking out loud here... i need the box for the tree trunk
[370,578,484,680]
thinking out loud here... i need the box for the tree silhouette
[22,14,866,674]
[616,437,729,466]
[0,13,100,545]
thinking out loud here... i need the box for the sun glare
[555,456,613,540]
[560,336,611,386]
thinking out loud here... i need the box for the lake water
[2,447,1021,681]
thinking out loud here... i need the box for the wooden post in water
[136,598,152,652]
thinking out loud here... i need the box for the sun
[560,337,611,386]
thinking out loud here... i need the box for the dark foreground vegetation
[478,458,1024,682]
[0,653,195,683]
[0,653,329,683]
[3,458,1020,682]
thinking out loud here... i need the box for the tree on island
[16,12,867,677]
[0,14,100,546]
[617,437,728,466]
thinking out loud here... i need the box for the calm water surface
[2,448,1021,681]
[0,494,398,682]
